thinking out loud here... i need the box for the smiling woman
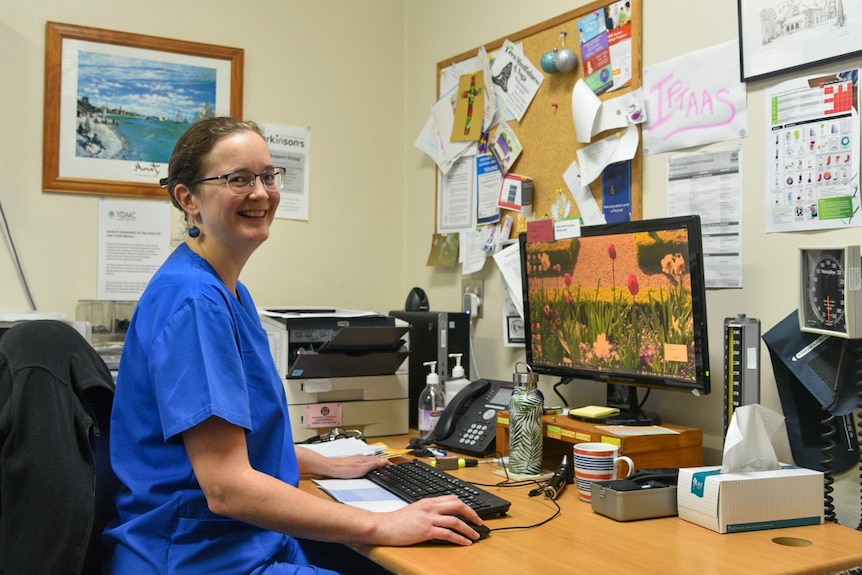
[104,116,485,574]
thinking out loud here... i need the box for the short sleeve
[151,299,253,442]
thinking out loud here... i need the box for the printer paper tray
[318,326,409,353]
[289,351,408,379]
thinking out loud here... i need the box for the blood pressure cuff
[762,310,860,472]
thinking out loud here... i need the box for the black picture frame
[738,0,856,82]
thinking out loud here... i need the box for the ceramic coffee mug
[573,442,634,502]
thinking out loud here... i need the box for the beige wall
[2,0,860,527]
[0,0,408,315]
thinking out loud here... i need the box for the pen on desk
[430,457,478,470]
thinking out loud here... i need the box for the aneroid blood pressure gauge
[799,246,862,338]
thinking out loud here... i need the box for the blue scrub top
[106,244,307,574]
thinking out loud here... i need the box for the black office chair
[0,319,118,575]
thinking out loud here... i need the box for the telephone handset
[433,378,515,457]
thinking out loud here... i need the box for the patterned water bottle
[508,362,543,475]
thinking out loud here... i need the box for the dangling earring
[188,224,200,239]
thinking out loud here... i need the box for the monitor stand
[569,386,661,426]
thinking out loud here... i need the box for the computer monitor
[519,214,711,425]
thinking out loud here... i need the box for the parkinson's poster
[261,122,311,222]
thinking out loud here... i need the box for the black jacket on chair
[0,320,117,575]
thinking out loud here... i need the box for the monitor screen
[519,215,711,418]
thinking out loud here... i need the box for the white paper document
[572,80,645,143]
[98,198,171,301]
[492,241,523,319]
[643,40,748,156]
[489,41,543,122]
[563,160,607,225]
[296,437,386,458]
[461,227,488,275]
[259,307,379,319]
[576,123,639,186]
[313,479,407,512]
[573,79,604,143]
[667,148,743,289]
[438,155,476,232]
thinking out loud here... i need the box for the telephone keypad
[458,421,491,447]
[433,379,515,457]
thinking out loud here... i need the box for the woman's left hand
[296,446,390,478]
[321,454,391,479]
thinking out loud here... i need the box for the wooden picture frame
[43,22,243,198]
[738,0,855,82]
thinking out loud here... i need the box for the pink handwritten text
[649,73,737,140]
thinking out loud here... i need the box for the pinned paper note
[577,123,639,186]
[489,122,523,174]
[573,80,646,144]
[562,160,607,226]
[573,80,603,143]
[489,41,544,122]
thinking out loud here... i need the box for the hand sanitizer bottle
[445,353,470,405]
[418,361,445,438]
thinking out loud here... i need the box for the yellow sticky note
[569,405,620,418]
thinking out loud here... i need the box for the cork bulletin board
[437,0,643,231]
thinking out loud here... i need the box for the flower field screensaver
[524,227,698,383]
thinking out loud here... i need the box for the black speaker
[404,287,429,311]
[389,310,470,429]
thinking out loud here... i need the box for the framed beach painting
[43,22,243,198]
[738,0,860,82]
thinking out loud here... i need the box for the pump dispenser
[418,361,446,437]
[445,353,470,405]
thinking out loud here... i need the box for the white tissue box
[677,465,823,534]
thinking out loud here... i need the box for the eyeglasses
[193,167,286,195]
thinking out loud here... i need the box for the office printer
[259,307,410,442]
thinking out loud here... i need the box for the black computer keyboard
[365,459,511,518]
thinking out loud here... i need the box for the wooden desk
[301,434,862,575]
[496,413,704,469]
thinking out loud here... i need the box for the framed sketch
[43,22,243,198]
[738,0,857,82]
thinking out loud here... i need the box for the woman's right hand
[374,495,485,546]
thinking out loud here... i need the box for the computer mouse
[430,517,491,544]
[461,519,491,540]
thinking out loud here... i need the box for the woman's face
[192,130,281,254]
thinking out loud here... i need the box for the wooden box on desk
[495,412,703,470]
